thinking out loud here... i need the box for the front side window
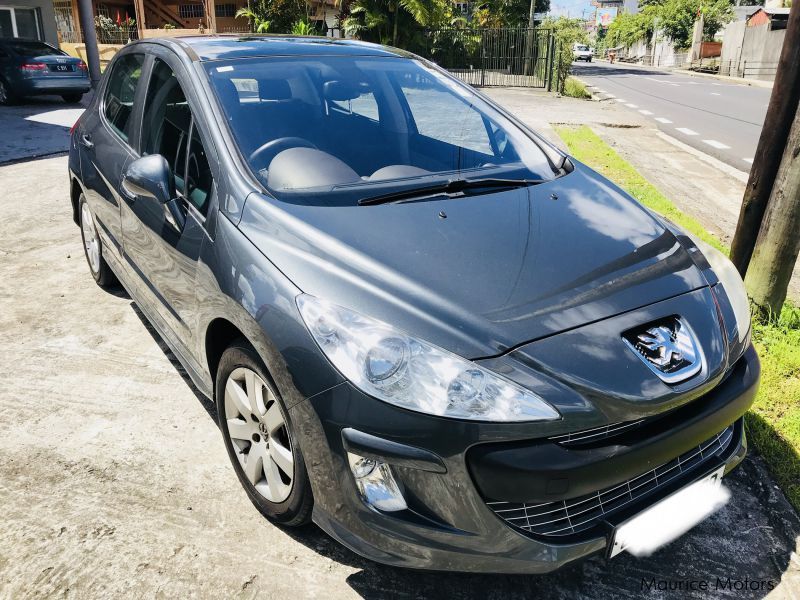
[206,56,555,205]
[103,53,144,142]
[142,59,213,215]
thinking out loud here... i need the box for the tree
[235,0,307,33]
[343,0,448,47]
[604,0,734,50]
[473,0,550,28]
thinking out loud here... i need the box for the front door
[79,51,144,258]
[120,54,217,366]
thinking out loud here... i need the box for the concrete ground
[0,94,92,164]
[1,92,800,599]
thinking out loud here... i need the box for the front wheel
[62,93,83,103]
[78,195,117,288]
[216,341,313,526]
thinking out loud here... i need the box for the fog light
[347,452,407,512]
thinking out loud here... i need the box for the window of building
[215,3,236,17]
[103,53,145,143]
[0,7,43,40]
[178,4,205,19]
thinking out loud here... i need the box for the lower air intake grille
[487,425,735,538]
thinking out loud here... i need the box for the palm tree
[344,0,446,46]
[235,6,272,32]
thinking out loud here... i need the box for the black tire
[0,78,16,105]
[216,340,314,527]
[78,194,118,288]
[62,93,83,103]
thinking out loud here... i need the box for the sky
[548,0,600,19]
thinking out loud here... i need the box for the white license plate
[609,465,729,558]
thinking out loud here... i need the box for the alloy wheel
[80,202,101,274]
[224,367,294,503]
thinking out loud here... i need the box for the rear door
[119,51,218,365]
[78,50,145,259]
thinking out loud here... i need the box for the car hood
[238,162,708,359]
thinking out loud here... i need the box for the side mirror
[122,154,176,205]
[122,154,185,231]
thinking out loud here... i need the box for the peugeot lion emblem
[622,316,702,384]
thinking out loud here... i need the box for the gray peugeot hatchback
[68,35,759,573]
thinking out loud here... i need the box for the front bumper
[289,345,758,573]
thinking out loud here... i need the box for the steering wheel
[249,137,318,171]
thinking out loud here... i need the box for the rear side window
[7,41,62,57]
[103,53,144,142]
[399,80,492,155]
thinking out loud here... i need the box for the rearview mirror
[122,154,176,205]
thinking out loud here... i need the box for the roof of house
[732,5,760,21]
[140,35,410,62]
[747,6,792,21]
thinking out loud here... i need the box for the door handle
[80,134,93,149]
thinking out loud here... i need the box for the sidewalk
[485,88,799,300]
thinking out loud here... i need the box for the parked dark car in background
[0,38,90,105]
[68,35,758,573]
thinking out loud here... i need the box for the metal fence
[57,26,139,44]
[421,28,556,89]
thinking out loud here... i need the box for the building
[746,7,790,30]
[1,0,339,50]
[0,0,59,45]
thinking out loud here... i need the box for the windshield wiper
[357,178,543,206]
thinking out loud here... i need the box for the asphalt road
[572,61,772,172]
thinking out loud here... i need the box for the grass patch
[555,124,800,512]
[563,77,591,99]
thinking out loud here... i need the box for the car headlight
[297,294,560,422]
[690,237,751,343]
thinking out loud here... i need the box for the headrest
[215,78,241,109]
[259,79,292,101]
[323,80,363,102]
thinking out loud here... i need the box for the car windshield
[575,45,589,51]
[8,41,64,57]
[205,55,557,204]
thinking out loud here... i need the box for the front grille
[550,419,646,447]
[487,425,735,538]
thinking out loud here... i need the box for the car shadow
[120,290,799,599]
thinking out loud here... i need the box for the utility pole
[76,0,101,88]
[730,2,800,277]
[743,101,800,319]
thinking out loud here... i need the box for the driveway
[1,94,799,599]
[0,93,90,164]
[571,61,771,173]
